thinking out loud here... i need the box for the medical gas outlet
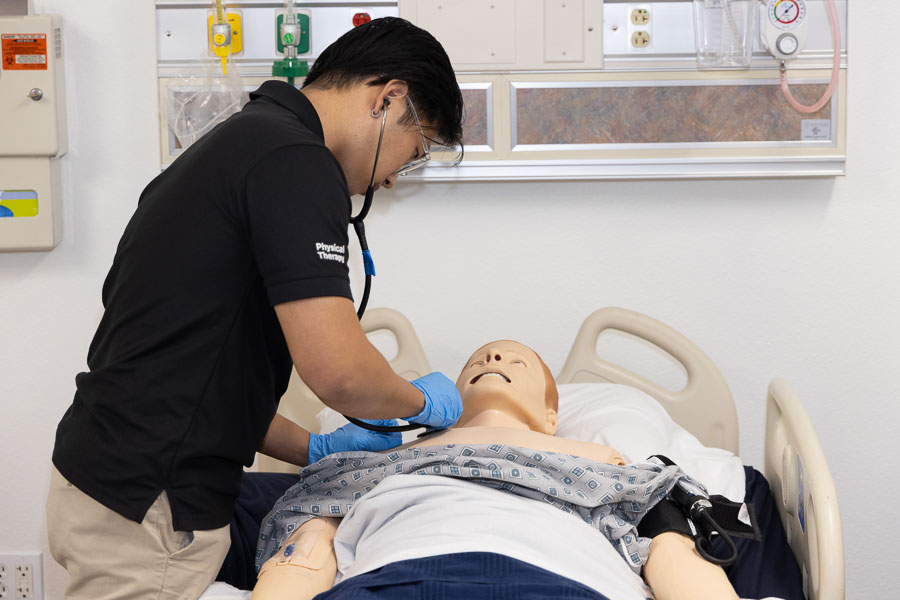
[273,1,311,85]
[0,11,67,252]
[207,0,242,74]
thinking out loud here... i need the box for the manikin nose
[485,351,502,363]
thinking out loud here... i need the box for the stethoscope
[344,99,431,435]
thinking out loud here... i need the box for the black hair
[303,17,464,155]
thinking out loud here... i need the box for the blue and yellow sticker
[0,190,39,217]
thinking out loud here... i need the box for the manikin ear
[371,79,409,115]
[542,409,558,435]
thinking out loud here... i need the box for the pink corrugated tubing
[779,0,841,113]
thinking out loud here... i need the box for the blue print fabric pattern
[255,444,707,575]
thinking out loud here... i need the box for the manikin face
[455,340,557,434]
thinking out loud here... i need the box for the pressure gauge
[768,0,806,30]
[763,0,809,60]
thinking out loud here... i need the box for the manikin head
[455,340,559,435]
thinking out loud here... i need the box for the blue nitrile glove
[307,419,402,464]
[407,372,463,429]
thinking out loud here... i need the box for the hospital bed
[247,306,844,600]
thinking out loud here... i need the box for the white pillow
[316,382,746,501]
[555,383,745,501]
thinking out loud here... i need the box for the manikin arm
[643,532,739,600]
[251,517,340,600]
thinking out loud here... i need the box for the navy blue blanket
[314,552,611,600]
[217,466,803,599]
[711,467,804,600]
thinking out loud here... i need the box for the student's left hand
[307,419,402,464]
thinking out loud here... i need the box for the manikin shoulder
[394,426,626,465]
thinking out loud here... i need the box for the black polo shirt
[52,81,352,531]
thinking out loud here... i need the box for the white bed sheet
[199,582,250,599]
[332,473,649,599]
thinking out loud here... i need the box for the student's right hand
[406,372,463,429]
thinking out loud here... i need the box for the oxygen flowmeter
[273,0,310,85]
[762,0,808,60]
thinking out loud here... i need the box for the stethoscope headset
[344,97,431,434]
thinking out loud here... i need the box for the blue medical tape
[363,250,376,276]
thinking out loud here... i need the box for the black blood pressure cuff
[638,498,694,540]
[638,495,762,542]
[702,494,762,541]
[638,495,761,541]
[639,455,762,543]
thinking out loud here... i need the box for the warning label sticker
[1,33,48,70]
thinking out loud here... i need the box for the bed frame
[256,307,844,600]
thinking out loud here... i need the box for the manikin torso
[394,411,625,465]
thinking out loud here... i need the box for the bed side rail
[558,307,739,454]
[765,378,844,600]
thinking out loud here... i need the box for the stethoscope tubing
[343,103,429,434]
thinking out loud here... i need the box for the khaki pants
[46,466,231,600]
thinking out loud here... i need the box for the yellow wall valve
[207,9,242,74]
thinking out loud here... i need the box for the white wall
[1,1,896,598]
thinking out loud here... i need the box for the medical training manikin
[251,340,741,600]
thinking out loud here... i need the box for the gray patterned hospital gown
[256,443,707,577]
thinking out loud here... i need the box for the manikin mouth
[470,371,511,385]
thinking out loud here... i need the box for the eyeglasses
[395,98,431,177]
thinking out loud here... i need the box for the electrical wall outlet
[0,554,41,600]
[626,3,653,52]
[630,8,650,25]
[631,31,650,48]
[15,583,31,600]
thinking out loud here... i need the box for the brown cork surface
[515,83,831,144]
[461,88,489,146]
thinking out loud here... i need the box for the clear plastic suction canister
[693,0,756,68]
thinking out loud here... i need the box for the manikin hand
[307,419,401,464]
